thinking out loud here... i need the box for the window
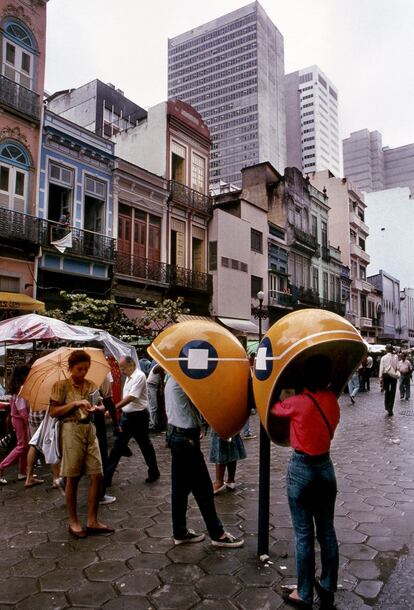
[251,275,263,298]
[358,237,366,251]
[171,141,186,184]
[311,215,318,238]
[2,19,37,90]
[208,241,217,271]
[312,267,319,292]
[191,153,206,193]
[0,140,30,213]
[250,228,263,253]
[360,266,366,280]
[323,272,329,299]
[321,221,328,247]
[84,176,106,234]
[0,275,19,292]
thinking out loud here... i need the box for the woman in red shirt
[270,354,339,610]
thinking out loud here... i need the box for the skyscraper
[168,2,286,188]
[285,66,341,177]
[343,129,414,196]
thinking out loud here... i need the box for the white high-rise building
[285,66,341,177]
[168,2,286,188]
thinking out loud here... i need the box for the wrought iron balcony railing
[321,245,331,261]
[115,252,213,294]
[0,206,115,263]
[268,290,293,308]
[116,252,169,284]
[320,298,346,316]
[0,74,41,121]
[169,180,213,215]
[291,284,321,306]
[290,226,319,254]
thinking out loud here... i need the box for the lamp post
[252,290,271,560]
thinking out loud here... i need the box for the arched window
[0,140,31,213]
[1,18,37,90]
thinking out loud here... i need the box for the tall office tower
[285,66,341,176]
[343,129,414,196]
[168,2,286,189]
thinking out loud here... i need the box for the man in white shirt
[379,345,399,416]
[398,353,413,400]
[105,356,160,486]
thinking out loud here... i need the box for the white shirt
[165,376,203,429]
[379,352,399,378]
[122,367,148,413]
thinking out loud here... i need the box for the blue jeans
[168,426,224,540]
[287,451,338,606]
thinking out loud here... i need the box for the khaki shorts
[60,422,103,478]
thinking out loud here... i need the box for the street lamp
[252,290,271,560]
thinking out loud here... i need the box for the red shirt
[270,389,340,455]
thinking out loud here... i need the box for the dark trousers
[105,410,159,486]
[383,374,397,413]
[168,427,224,540]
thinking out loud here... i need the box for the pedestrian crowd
[0,339,412,610]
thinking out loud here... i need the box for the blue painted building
[37,110,116,307]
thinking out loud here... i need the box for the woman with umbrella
[49,349,113,538]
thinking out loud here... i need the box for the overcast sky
[45,0,414,149]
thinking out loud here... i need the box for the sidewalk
[1,379,414,608]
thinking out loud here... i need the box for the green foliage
[46,291,139,342]
[135,297,190,336]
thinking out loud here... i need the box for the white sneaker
[99,494,117,505]
[173,529,205,545]
[211,532,244,548]
[0,477,7,485]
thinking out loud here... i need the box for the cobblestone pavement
[1,378,414,609]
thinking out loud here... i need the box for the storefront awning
[218,317,259,335]
[0,292,45,312]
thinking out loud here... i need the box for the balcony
[360,316,373,328]
[168,265,213,293]
[289,226,319,255]
[116,252,169,284]
[46,221,115,263]
[115,252,213,294]
[320,299,346,316]
[0,206,42,246]
[0,207,115,264]
[169,180,212,215]
[350,242,370,264]
[0,75,41,122]
[268,290,293,309]
[349,211,369,235]
[354,278,373,293]
[292,285,320,307]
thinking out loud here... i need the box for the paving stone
[85,560,130,582]
[237,564,281,587]
[102,597,152,610]
[67,580,116,607]
[12,557,56,578]
[347,560,381,580]
[149,583,200,609]
[196,574,242,599]
[340,544,378,561]
[32,541,72,559]
[137,538,173,554]
[363,496,394,508]
[0,546,30,566]
[57,550,98,570]
[167,543,209,563]
[0,576,38,604]
[199,553,242,575]
[234,586,281,610]
[354,579,384,599]
[159,562,205,584]
[15,591,68,610]
[366,537,407,553]
[192,601,238,610]
[114,569,160,595]
[39,567,83,591]
[127,553,171,571]
[98,543,140,561]
[337,529,367,544]
[8,531,48,548]
[356,524,392,537]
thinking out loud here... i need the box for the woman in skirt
[209,429,246,494]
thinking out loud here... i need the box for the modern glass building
[168,2,286,188]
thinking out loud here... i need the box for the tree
[135,297,190,337]
[46,291,139,342]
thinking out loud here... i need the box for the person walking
[0,365,31,484]
[165,374,244,548]
[49,350,113,538]
[209,429,246,494]
[363,354,373,391]
[270,354,340,610]
[147,364,163,431]
[398,353,412,401]
[379,344,400,416]
[105,356,160,487]
[347,369,359,404]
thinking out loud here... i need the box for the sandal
[281,589,312,609]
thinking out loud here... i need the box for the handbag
[384,357,400,379]
[30,408,61,464]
